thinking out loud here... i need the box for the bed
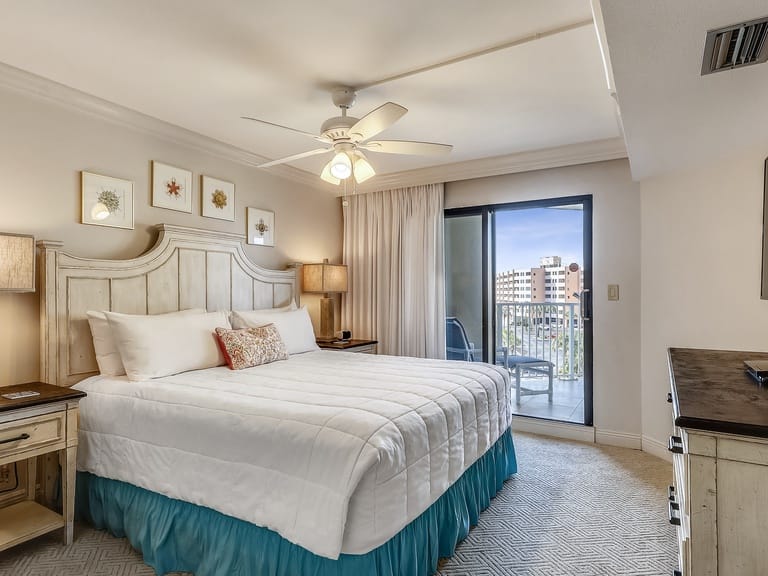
[38,224,517,576]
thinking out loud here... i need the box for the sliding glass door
[444,197,593,426]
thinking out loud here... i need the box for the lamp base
[317,296,336,342]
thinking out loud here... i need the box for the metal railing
[495,301,584,379]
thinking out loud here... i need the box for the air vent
[702,17,768,75]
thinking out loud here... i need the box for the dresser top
[669,347,768,438]
[0,382,85,413]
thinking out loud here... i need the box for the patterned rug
[0,432,676,576]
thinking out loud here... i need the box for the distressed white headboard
[38,224,297,386]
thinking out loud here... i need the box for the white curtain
[342,183,446,358]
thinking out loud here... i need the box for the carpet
[0,432,676,576]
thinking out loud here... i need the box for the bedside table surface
[318,339,378,350]
[0,382,86,413]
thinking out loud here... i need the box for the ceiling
[601,0,768,180]
[0,0,622,189]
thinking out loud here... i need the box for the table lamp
[0,233,35,292]
[302,259,347,342]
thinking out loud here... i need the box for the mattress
[73,350,512,559]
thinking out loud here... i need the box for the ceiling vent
[701,17,768,75]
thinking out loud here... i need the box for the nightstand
[0,382,86,551]
[317,339,378,354]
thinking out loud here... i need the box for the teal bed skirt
[77,428,516,576]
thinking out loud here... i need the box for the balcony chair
[445,316,553,405]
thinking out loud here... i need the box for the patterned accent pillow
[214,324,289,370]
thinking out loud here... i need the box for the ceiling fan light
[320,160,341,185]
[353,156,376,183]
[329,152,352,180]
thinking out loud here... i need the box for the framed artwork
[81,171,134,229]
[152,161,193,213]
[247,207,275,247]
[201,175,235,221]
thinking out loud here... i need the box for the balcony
[496,301,585,423]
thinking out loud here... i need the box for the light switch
[608,284,619,301]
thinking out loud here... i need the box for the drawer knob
[667,392,673,403]
[668,501,682,526]
[668,485,676,501]
[668,435,684,454]
[0,432,30,445]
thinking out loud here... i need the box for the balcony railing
[495,301,584,380]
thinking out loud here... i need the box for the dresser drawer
[0,412,66,459]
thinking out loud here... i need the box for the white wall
[640,145,768,450]
[0,85,342,387]
[446,158,642,442]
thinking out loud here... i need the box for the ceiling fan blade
[258,148,331,168]
[241,116,331,144]
[352,151,376,184]
[360,140,453,156]
[320,160,341,185]
[347,102,407,142]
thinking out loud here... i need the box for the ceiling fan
[242,87,452,185]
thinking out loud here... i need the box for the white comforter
[74,351,512,559]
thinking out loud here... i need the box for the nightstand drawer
[0,412,65,458]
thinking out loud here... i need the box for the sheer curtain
[342,183,445,358]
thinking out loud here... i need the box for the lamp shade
[0,233,35,292]
[303,259,347,294]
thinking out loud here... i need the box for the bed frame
[38,224,297,387]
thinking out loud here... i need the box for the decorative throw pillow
[214,325,289,370]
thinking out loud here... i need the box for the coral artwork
[97,188,120,214]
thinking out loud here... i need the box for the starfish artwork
[166,177,182,198]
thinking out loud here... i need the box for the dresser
[668,348,768,576]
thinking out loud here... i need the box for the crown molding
[350,137,628,194]
[0,62,626,196]
[0,61,329,192]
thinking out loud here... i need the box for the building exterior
[496,256,581,304]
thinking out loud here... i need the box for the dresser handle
[668,435,684,454]
[0,433,30,445]
[667,392,673,403]
[668,485,676,501]
[668,501,681,526]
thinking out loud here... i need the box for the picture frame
[152,161,193,213]
[201,175,235,221]
[247,207,275,247]
[81,171,134,229]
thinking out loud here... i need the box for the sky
[495,206,583,272]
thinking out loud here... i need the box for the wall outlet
[608,284,620,301]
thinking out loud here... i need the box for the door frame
[445,194,593,426]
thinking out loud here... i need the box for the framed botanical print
[152,161,193,213]
[81,171,134,229]
[247,207,274,247]
[201,175,235,221]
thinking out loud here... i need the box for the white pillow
[104,310,231,381]
[87,308,205,376]
[232,306,319,355]
[237,301,298,315]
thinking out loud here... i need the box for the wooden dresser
[668,348,768,576]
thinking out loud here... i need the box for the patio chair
[445,316,476,361]
[445,317,553,404]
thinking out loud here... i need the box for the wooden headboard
[38,224,297,386]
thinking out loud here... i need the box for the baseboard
[595,429,642,450]
[641,434,672,462]
[511,416,595,443]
